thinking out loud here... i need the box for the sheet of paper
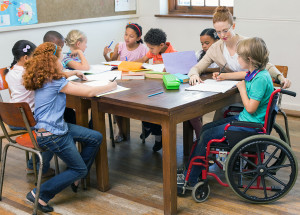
[68,70,122,82]
[185,79,239,93]
[162,51,197,75]
[96,85,130,97]
[82,80,130,97]
[115,0,136,12]
[142,63,165,72]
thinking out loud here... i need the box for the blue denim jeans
[185,115,259,185]
[33,123,102,203]
[8,125,53,174]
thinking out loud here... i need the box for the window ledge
[155,14,213,19]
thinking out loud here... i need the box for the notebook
[185,79,239,93]
[162,51,197,75]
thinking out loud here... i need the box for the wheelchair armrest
[230,121,263,129]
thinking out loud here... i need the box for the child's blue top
[34,77,69,135]
[239,69,274,124]
[62,51,81,70]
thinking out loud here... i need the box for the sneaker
[26,191,54,213]
[114,135,124,143]
[152,140,162,152]
[26,168,34,174]
[140,128,151,140]
[177,173,185,185]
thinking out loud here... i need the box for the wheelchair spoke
[261,175,268,198]
[256,144,262,165]
[264,147,279,166]
[243,174,258,194]
[239,155,257,168]
[268,164,291,171]
[233,169,257,175]
[267,173,286,187]
[264,152,279,160]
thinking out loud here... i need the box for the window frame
[168,0,233,16]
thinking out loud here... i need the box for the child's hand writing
[212,72,226,81]
[103,46,112,56]
[75,71,87,81]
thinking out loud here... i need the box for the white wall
[0,0,299,111]
[0,16,139,67]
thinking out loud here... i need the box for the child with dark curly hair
[136,28,177,152]
[137,28,176,64]
[23,42,117,213]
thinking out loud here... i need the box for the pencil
[110,76,117,82]
[219,63,227,76]
[148,91,164,97]
[108,40,114,48]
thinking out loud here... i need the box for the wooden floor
[0,112,299,215]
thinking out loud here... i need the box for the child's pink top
[118,42,148,61]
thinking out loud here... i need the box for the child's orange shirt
[146,42,176,64]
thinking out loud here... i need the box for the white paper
[68,70,122,82]
[82,80,130,97]
[96,85,130,97]
[115,0,136,12]
[142,63,165,72]
[185,79,239,93]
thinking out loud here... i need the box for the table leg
[91,100,110,191]
[121,117,130,140]
[161,117,177,215]
[183,121,193,156]
[74,97,90,128]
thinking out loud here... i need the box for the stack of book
[121,69,150,80]
[145,71,169,79]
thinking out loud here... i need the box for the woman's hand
[189,75,203,85]
[280,77,291,89]
[103,46,112,56]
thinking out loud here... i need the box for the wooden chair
[274,65,290,142]
[0,102,43,215]
[0,89,27,158]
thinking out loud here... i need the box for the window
[168,0,234,16]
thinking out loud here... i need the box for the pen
[125,56,128,61]
[219,62,227,76]
[110,76,117,82]
[148,91,164,97]
[108,40,114,48]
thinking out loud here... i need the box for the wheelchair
[178,89,298,203]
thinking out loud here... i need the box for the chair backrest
[0,102,36,128]
[274,65,288,87]
[0,67,8,90]
[264,90,280,134]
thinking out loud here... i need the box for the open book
[185,79,239,93]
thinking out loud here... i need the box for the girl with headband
[103,23,148,143]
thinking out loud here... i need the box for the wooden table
[87,77,241,215]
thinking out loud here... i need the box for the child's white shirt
[5,65,35,112]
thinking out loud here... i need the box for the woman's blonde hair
[213,6,234,25]
[237,37,269,70]
[65,30,86,47]
[23,42,66,90]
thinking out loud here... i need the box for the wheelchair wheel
[192,181,210,203]
[225,135,298,203]
[267,123,290,172]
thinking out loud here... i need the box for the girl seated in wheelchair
[177,37,274,191]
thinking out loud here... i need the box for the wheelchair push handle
[280,89,296,97]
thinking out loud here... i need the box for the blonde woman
[63,30,90,70]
